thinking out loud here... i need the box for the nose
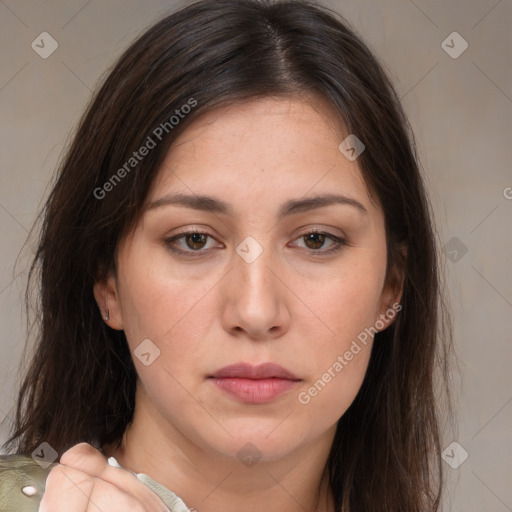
[220,239,291,341]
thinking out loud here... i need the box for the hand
[39,442,171,512]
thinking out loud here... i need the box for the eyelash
[163,228,348,257]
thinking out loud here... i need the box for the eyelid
[289,229,348,254]
[164,228,223,256]
[163,227,348,256]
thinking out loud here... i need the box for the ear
[93,269,124,330]
[376,243,407,331]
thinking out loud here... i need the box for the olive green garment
[0,454,192,512]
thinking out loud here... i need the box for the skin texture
[89,95,403,512]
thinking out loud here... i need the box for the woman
[1,0,453,510]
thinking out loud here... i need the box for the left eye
[291,231,346,252]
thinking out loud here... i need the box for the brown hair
[4,1,453,510]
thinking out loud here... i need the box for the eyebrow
[145,192,368,217]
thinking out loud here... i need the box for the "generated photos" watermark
[298,302,402,405]
[94,98,197,200]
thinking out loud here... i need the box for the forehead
[146,95,378,217]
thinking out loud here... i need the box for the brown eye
[291,230,348,255]
[303,232,326,250]
[164,230,223,256]
[184,233,208,250]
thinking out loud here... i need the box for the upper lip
[210,362,300,380]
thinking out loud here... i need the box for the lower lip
[210,377,300,404]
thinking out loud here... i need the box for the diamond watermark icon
[444,236,468,263]
[441,441,469,469]
[441,32,468,59]
[338,134,365,161]
[134,338,161,366]
[31,442,58,469]
[236,236,263,264]
[31,32,59,59]
[237,442,262,468]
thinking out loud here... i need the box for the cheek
[297,332,373,427]
[117,247,220,354]
[291,258,383,419]
[300,258,385,345]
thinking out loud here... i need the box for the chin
[203,420,308,461]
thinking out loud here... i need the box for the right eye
[163,229,224,256]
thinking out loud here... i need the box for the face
[95,95,402,462]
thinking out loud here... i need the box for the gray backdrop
[1,1,511,510]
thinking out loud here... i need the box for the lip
[210,362,299,380]
[209,363,301,404]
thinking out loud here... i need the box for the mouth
[208,362,301,404]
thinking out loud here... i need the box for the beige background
[0,0,511,510]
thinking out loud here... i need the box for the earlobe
[377,243,407,331]
[376,294,403,333]
[93,275,124,330]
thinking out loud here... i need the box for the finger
[60,443,113,475]
[40,464,144,512]
[59,442,169,511]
